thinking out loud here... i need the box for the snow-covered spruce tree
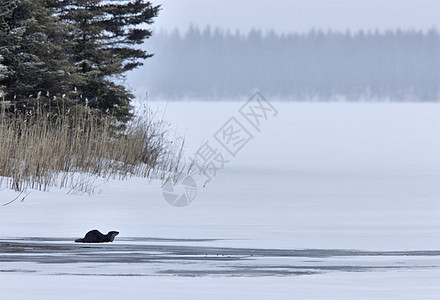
[0,54,6,93]
[0,0,21,97]
[0,0,76,102]
[0,0,16,93]
[52,0,160,124]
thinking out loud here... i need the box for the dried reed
[0,95,184,195]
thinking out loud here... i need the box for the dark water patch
[1,240,440,258]
[158,269,317,277]
[0,240,439,277]
[118,237,223,243]
[2,240,440,258]
[2,237,223,243]
[0,269,37,273]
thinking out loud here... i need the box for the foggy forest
[132,27,440,101]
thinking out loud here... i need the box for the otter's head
[107,231,119,242]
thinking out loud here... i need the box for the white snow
[0,101,439,299]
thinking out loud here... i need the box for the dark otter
[75,230,119,243]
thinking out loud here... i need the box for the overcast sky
[152,0,440,33]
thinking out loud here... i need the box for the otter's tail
[75,238,84,243]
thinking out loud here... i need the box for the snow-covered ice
[0,101,439,299]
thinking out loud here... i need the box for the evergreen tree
[53,0,160,123]
[0,0,159,123]
[0,0,17,93]
[0,0,75,100]
[0,54,6,93]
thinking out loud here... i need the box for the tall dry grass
[0,96,184,195]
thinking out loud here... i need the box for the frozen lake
[1,238,439,276]
[0,101,439,299]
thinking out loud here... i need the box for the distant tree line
[0,0,159,123]
[132,27,440,101]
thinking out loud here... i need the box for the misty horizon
[152,25,440,36]
[128,26,440,101]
